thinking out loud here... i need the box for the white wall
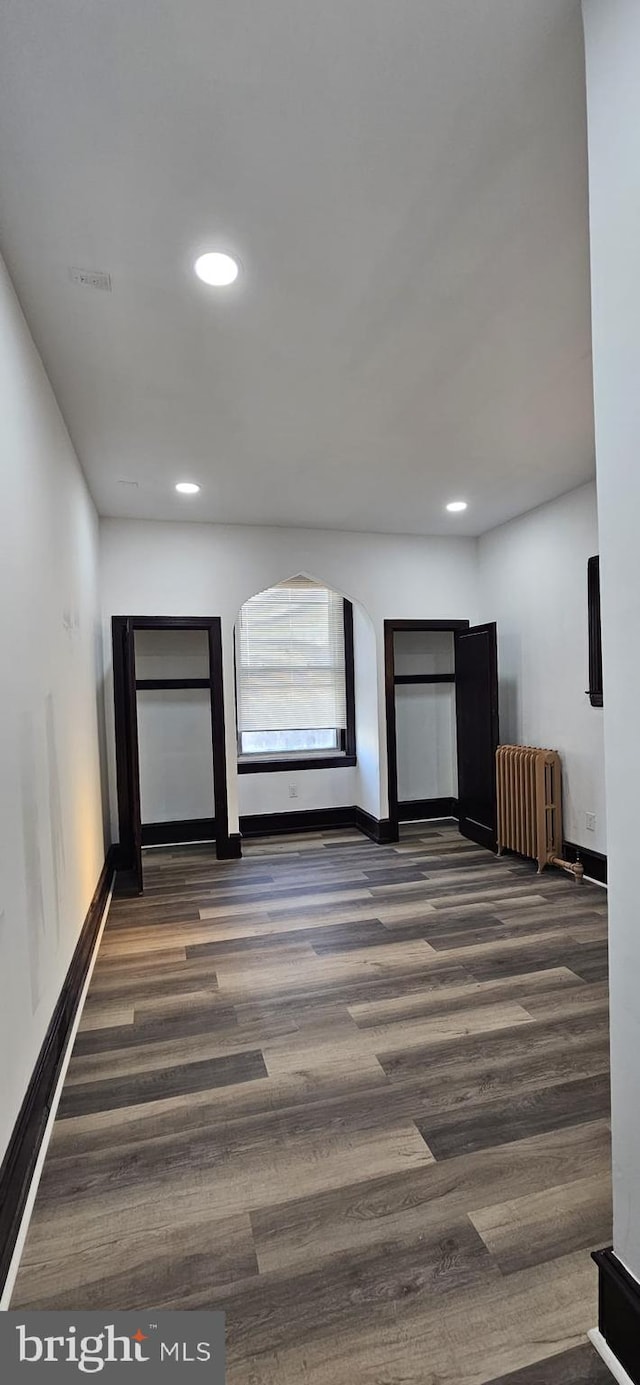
[478,482,605,854]
[583,0,640,1283]
[396,685,458,803]
[0,253,105,1166]
[99,519,480,833]
[394,630,455,676]
[100,505,605,844]
[238,764,357,817]
[137,689,215,824]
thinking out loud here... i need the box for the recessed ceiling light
[175,481,200,495]
[194,252,239,287]
[446,500,468,513]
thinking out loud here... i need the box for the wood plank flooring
[12,823,612,1384]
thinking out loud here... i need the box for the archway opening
[232,574,381,831]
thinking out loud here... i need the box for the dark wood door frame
[587,556,603,707]
[112,616,142,888]
[112,615,236,887]
[454,622,499,851]
[384,619,470,842]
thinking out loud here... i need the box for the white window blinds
[236,579,347,734]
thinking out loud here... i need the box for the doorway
[384,619,499,849]
[112,616,236,892]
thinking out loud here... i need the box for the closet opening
[384,619,499,850]
[112,615,235,893]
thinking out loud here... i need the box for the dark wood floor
[13,823,612,1384]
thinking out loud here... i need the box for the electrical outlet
[586,812,596,832]
[288,784,298,799]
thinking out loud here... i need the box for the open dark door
[455,622,499,850]
[112,616,143,892]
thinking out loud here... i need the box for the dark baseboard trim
[0,845,117,1296]
[398,797,458,822]
[563,839,608,885]
[216,832,243,860]
[133,807,404,852]
[239,807,355,837]
[141,818,216,846]
[140,820,242,859]
[239,806,396,843]
[354,807,396,844]
[593,1247,640,1383]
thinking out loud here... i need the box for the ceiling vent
[68,267,112,291]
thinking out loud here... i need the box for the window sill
[237,754,357,774]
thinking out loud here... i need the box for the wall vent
[68,267,112,291]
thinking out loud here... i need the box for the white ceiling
[0,0,594,537]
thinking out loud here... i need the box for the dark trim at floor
[238,806,396,844]
[354,807,396,844]
[564,840,608,885]
[0,845,117,1297]
[593,1247,640,1383]
[133,807,417,853]
[398,797,458,822]
[141,818,216,846]
[216,832,243,860]
[239,807,355,837]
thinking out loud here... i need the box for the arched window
[236,577,355,767]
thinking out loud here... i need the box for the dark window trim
[384,618,469,843]
[588,555,603,707]
[343,599,356,758]
[235,597,356,773]
[238,754,356,775]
